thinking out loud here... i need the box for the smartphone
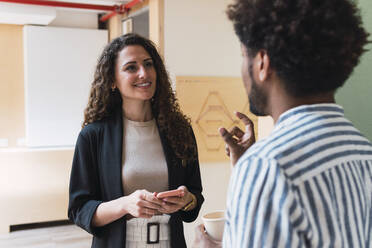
[156,189,184,198]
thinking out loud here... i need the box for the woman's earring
[111,87,116,92]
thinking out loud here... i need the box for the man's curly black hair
[227,0,370,96]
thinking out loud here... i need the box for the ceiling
[0,0,132,25]
[50,0,130,6]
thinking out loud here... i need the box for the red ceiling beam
[0,0,143,22]
[124,0,142,9]
[100,0,143,22]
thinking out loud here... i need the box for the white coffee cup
[202,210,226,241]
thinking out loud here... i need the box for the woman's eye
[144,61,154,68]
[125,65,137,72]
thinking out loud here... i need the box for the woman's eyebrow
[122,61,136,67]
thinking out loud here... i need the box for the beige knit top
[121,117,169,196]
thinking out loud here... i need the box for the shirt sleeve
[179,127,204,222]
[68,131,103,236]
[223,156,309,247]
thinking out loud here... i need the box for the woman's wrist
[92,198,128,227]
[182,193,197,211]
[117,196,129,217]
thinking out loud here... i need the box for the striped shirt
[223,104,372,247]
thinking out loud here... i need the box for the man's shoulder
[239,132,284,161]
[235,129,305,184]
[235,150,286,183]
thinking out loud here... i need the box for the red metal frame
[124,0,141,9]
[99,0,143,22]
[0,0,143,21]
[99,10,119,22]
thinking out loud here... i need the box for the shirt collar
[274,103,344,130]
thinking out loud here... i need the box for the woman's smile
[134,81,152,89]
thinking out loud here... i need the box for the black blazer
[68,107,204,248]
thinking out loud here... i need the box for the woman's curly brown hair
[83,33,197,162]
[227,0,370,96]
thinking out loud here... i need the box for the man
[194,0,371,247]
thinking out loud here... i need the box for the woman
[68,33,204,248]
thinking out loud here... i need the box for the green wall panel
[335,0,372,141]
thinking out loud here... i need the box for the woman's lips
[134,82,152,89]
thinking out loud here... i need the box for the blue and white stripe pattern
[223,104,372,247]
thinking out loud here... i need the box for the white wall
[164,0,273,245]
[23,26,107,148]
[49,9,98,29]
[164,0,241,79]
[0,3,98,28]
[0,5,106,233]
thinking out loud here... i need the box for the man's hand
[193,224,222,248]
[219,111,255,166]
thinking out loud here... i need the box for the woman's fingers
[161,196,183,205]
[139,198,163,210]
[140,190,163,206]
[177,185,188,194]
[159,201,179,213]
[137,207,157,219]
[157,186,191,213]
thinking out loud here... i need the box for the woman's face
[114,45,157,103]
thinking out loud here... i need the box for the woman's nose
[138,66,146,78]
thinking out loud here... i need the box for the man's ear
[256,50,270,82]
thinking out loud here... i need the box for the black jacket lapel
[101,108,124,200]
[157,123,181,191]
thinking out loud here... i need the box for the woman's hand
[157,186,195,214]
[123,189,164,219]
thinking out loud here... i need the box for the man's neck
[269,90,336,123]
